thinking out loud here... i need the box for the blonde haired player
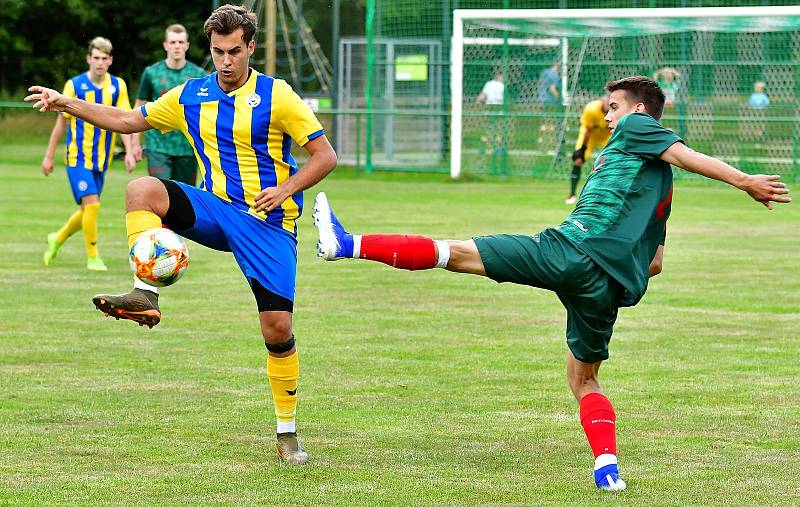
[41,36,136,270]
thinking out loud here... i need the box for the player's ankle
[594,453,617,470]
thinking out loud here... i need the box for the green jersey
[137,60,206,156]
[555,113,681,306]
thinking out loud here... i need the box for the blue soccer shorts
[171,182,298,302]
[67,165,105,204]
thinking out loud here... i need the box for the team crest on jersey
[246,93,261,107]
[108,85,116,94]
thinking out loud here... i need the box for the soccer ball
[129,228,189,287]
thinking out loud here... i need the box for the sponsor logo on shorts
[78,180,88,191]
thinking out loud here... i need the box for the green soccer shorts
[147,152,199,186]
[474,228,625,363]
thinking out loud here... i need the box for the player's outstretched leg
[92,287,161,328]
[313,192,449,270]
[92,178,167,328]
[312,191,354,260]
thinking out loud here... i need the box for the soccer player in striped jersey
[312,77,791,491]
[26,5,337,465]
[41,37,137,271]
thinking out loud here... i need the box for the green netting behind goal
[364,1,800,181]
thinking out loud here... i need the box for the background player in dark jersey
[132,24,206,185]
[312,76,790,491]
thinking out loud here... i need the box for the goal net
[450,6,800,180]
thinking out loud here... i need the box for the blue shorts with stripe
[67,166,105,204]
[172,182,298,301]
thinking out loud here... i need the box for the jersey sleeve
[137,66,153,101]
[115,79,132,111]
[272,80,324,145]
[61,80,76,120]
[621,113,683,159]
[141,85,184,133]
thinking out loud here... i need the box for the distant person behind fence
[537,64,560,105]
[748,81,769,109]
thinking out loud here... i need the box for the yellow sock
[267,351,299,433]
[82,202,101,258]
[56,208,84,244]
[126,210,161,249]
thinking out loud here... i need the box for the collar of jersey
[82,71,111,90]
[209,68,259,100]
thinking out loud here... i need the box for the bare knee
[125,176,169,215]
[260,312,293,344]
[444,240,486,275]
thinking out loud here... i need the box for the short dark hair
[606,76,666,120]
[203,4,258,44]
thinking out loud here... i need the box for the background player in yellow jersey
[41,37,137,270]
[567,96,610,205]
[26,4,337,465]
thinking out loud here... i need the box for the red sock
[579,392,617,458]
[359,234,437,270]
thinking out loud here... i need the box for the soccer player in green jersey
[313,76,791,491]
[26,4,337,466]
[132,24,206,185]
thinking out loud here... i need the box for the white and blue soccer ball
[129,228,189,287]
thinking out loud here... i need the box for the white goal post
[449,5,800,179]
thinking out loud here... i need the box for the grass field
[1,140,799,506]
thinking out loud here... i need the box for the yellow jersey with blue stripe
[140,69,324,234]
[62,72,131,171]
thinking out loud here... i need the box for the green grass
[1,141,799,506]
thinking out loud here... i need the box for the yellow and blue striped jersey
[62,72,131,171]
[141,69,324,234]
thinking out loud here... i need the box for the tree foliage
[1,0,364,96]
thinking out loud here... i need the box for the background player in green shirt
[313,76,791,491]
[132,24,205,185]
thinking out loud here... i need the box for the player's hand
[742,174,791,210]
[254,186,290,213]
[124,151,137,173]
[41,156,54,176]
[572,147,586,165]
[132,144,143,162]
[25,86,70,113]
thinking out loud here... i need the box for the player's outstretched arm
[660,142,791,209]
[254,135,337,213]
[25,86,151,135]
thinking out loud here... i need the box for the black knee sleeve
[265,334,296,353]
